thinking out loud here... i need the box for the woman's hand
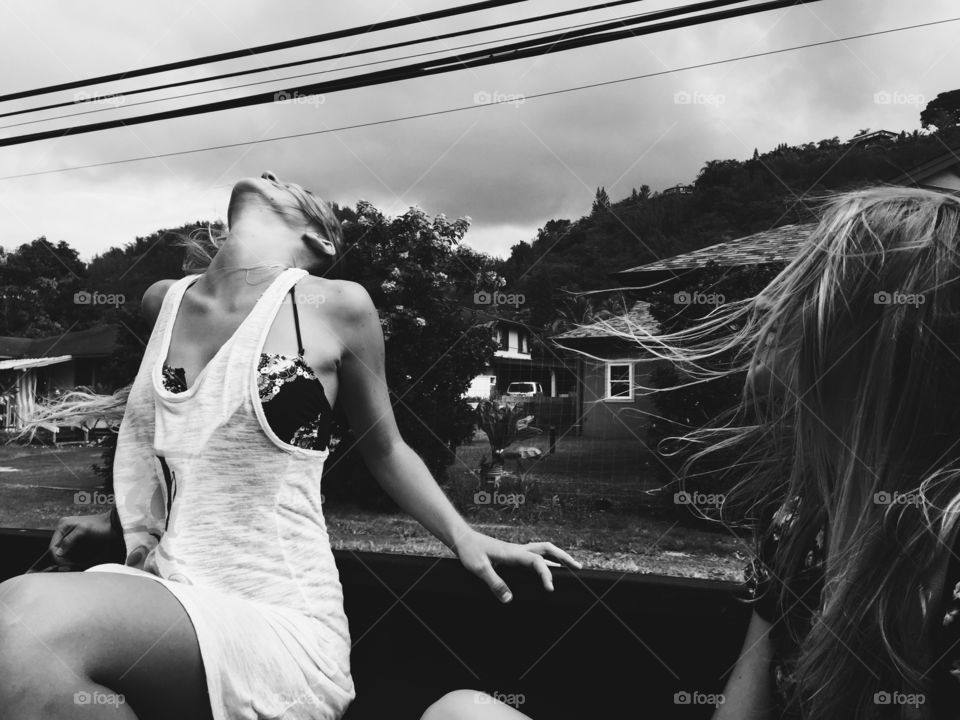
[454,529,583,603]
[42,510,125,571]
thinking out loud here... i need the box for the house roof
[0,324,120,360]
[613,223,815,285]
[849,129,899,143]
[890,144,960,187]
[551,301,659,342]
[0,356,72,371]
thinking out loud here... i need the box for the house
[848,128,900,149]
[662,183,694,196]
[465,315,577,400]
[550,303,662,440]
[0,324,120,429]
[890,148,960,193]
[568,143,960,438]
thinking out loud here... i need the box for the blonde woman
[0,172,580,720]
[422,186,960,720]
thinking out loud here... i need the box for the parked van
[505,381,543,398]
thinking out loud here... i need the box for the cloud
[2,0,959,261]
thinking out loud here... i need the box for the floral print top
[161,287,337,453]
[743,495,960,718]
[162,353,336,452]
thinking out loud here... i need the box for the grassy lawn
[0,441,745,582]
[449,431,662,511]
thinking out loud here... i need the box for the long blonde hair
[14,182,344,440]
[598,185,960,718]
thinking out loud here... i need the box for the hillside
[498,125,960,329]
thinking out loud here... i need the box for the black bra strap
[289,286,305,357]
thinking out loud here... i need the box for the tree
[592,186,610,213]
[921,90,960,132]
[86,221,217,389]
[321,202,499,509]
[0,237,87,337]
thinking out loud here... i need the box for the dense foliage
[497,124,960,333]
[320,202,500,508]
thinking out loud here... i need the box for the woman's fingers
[49,518,77,565]
[527,553,554,592]
[476,561,513,603]
[524,541,583,569]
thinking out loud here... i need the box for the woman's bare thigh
[0,571,213,720]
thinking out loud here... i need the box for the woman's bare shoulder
[141,278,178,326]
[299,276,375,319]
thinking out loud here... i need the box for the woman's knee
[0,575,69,703]
[0,575,49,650]
[0,574,79,653]
[421,690,491,720]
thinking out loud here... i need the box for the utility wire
[0,6,665,130]
[0,0,533,103]
[0,0,653,121]
[4,13,947,183]
[0,0,819,148]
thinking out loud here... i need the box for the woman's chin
[232,176,271,195]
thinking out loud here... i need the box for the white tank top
[112,267,351,653]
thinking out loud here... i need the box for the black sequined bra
[162,286,335,452]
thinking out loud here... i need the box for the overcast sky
[0,0,956,262]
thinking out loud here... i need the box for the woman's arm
[712,611,774,720]
[333,280,581,601]
[46,278,177,570]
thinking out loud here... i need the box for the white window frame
[605,361,634,402]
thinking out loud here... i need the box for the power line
[0,0,653,122]
[0,0,533,103]
[0,0,818,148]
[0,6,661,130]
[4,14,949,183]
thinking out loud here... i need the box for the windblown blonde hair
[586,185,960,718]
[14,180,344,441]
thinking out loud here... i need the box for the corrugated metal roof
[616,223,815,277]
[0,355,72,370]
[0,324,119,360]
